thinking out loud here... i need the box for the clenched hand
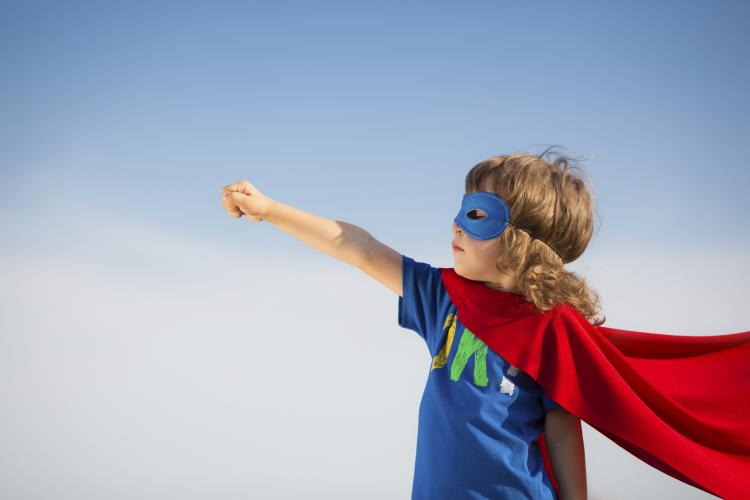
[221,180,272,222]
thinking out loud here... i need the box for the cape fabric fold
[440,267,750,500]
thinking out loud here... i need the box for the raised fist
[221,180,272,222]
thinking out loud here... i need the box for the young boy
[221,151,750,500]
[220,153,586,499]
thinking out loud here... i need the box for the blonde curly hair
[464,146,606,326]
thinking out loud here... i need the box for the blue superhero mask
[453,192,512,240]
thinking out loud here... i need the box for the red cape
[439,267,750,500]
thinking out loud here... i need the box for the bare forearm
[263,198,373,268]
[547,427,587,500]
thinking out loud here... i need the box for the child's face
[451,220,506,280]
[451,184,520,293]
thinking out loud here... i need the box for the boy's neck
[481,277,522,295]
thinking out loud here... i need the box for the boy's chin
[452,264,470,280]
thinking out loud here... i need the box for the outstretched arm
[264,198,372,268]
[264,198,402,295]
[221,180,402,295]
[545,408,588,500]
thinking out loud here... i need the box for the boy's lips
[452,243,464,251]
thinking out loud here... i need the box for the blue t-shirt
[398,254,562,500]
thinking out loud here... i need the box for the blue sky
[1,1,748,499]
[3,0,749,252]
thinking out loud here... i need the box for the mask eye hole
[468,209,487,219]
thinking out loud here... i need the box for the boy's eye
[468,210,486,219]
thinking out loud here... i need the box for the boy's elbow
[333,221,374,267]
[545,408,581,442]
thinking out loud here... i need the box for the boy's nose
[452,223,462,234]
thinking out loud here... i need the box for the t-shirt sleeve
[542,392,563,413]
[398,254,446,347]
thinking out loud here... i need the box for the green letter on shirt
[450,328,489,387]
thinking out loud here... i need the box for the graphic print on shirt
[432,311,517,395]
[431,312,458,370]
